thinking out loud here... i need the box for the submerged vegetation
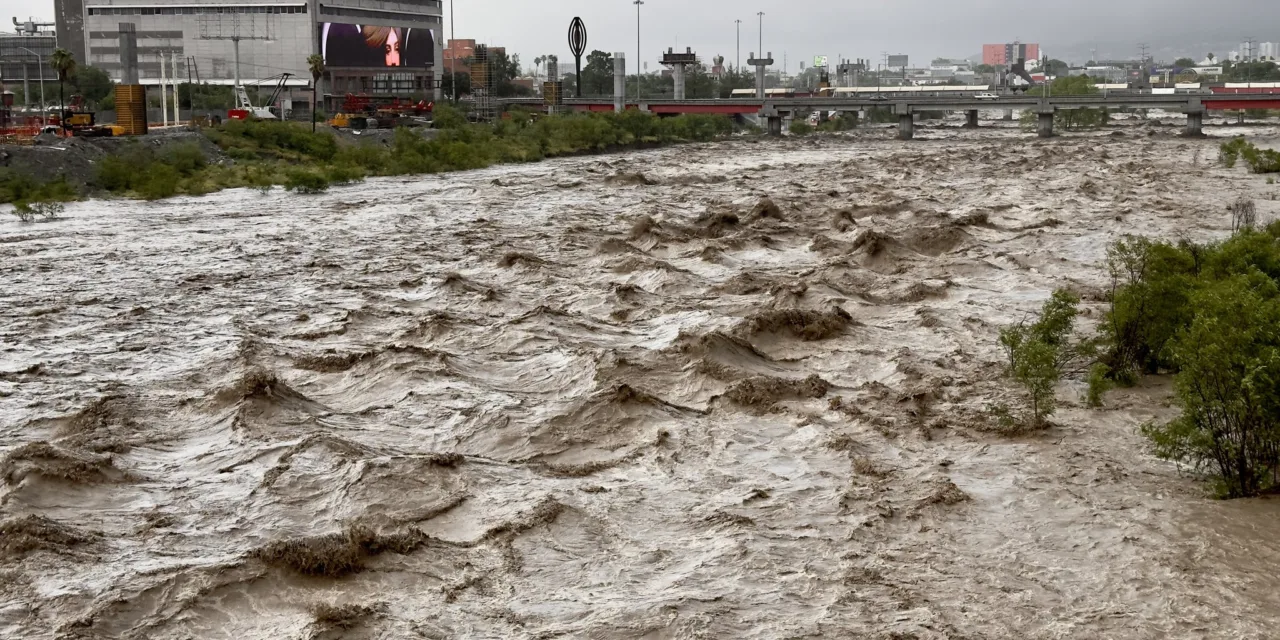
[1,107,739,207]
[1220,137,1280,174]
[1000,198,1280,498]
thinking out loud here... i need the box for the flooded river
[3,121,1280,639]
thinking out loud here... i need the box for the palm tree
[307,54,325,132]
[1207,53,1216,64]
[50,48,75,132]
[534,56,544,84]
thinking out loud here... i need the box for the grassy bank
[1,107,738,208]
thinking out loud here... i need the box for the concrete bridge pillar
[1003,109,1014,121]
[613,53,626,112]
[767,116,783,136]
[898,113,915,140]
[964,109,979,128]
[1184,110,1204,137]
[1036,111,1055,138]
[748,52,774,100]
[672,64,686,101]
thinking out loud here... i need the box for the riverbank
[0,107,739,207]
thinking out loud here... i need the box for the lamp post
[735,19,741,72]
[756,11,764,69]
[449,0,456,101]
[633,0,643,102]
[17,47,45,111]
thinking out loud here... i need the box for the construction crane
[229,72,291,120]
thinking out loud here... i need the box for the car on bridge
[975,93,1000,100]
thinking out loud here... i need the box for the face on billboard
[321,23,435,67]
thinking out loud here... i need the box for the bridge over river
[503,93,1280,138]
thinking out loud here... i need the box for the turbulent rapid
[3,117,1280,639]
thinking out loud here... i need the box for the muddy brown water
[3,121,1280,639]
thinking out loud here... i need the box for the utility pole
[735,19,741,72]
[1137,43,1149,89]
[634,0,643,102]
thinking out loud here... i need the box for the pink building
[982,43,1040,66]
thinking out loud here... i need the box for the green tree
[441,71,471,99]
[1045,58,1070,77]
[1174,57,1197,68]
[999,289,1082,428]
[1143,275,1280,497]
[307,54,325,132]
[580,50,614,97]
[1023,76,1104,130]
[70,65,113,107]
[50,48,76,130]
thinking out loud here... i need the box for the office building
[982,42,1040,66]
[58,0,442,103]
[0,20,57,106]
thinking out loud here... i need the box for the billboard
[887,54,908,68]
[321,23,435,67]
[813,55,828,68]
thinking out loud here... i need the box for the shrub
[1220,137,1280,174]
[284,168,330,194]
[1101,236,1199,377]
[137,164,181,200]
[323,163,365,185]
[999,289,1081,428]
[206,119,338,161]
[161,143,208,176]
[10,201,64,222]
[1230,196,1257,233]
[1085,363,1112,408]
[789,119,814,136]
[333,144,388,173]
[1142,275,1280,497]
[432,104,467,130]
[0,171,77,205]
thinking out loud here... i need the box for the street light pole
[634,0,643,103]
[449,0,456,101]
[757,11,764,68]
[735,19,741,72]
[18,47,45,111]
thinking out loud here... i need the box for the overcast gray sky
[9,0,1280,70]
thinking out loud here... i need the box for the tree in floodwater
[1021,76,1105,130]
[1143,275,1280,498]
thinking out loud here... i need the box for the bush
[789,119,814,136]
[1221,137,1280,174]
[206,119,337,161]
[137,164,181,200]
[0,171,77,205]
[10,201,63,222]
[999,289,1081,428]
[284,168,330,194]
[432,104,467,130]
[1101,236,1200,377]
[1142,275,1280,497]
[1085,363,1112,408]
